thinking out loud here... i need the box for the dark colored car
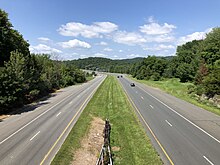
[117,76,120,78]
[130,83,135,87]
[121,75,123,78]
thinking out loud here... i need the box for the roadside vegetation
[52,76,162,165]
[129,28,220,113]
[132,77,220,116]
[0,9,88,114]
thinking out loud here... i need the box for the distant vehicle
[121,75,123,78]
[117,76,120,78]
[130,83,135,87]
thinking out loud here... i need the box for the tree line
[130,28,220,98]
[0,9,86,114]
[66,57,144,73]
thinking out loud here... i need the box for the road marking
[30,131,40,141]
[150,105,154,109]
[141,96,144,100]
[0,78,104,145]
[165,120,173,127]
[119,81,174,165]
[138,85,220,144]
[136,91,138,93]
[69,101,73,105]
[56,112,61,117]
[40,76,106,165]
[203,156,214,165]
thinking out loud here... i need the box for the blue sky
[1,0,219,60]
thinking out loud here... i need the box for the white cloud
[177,28,212,45]
[127,54,140,58]
[140,17,176,35]
[58,21,118,38]
[59,39,91,49]
[113,31,146,45]
[97,41,108,46]
[143,44,175,51]
[93,53,107,57]
[30,44,62,54]
[38,37,51,42]
[119,50,123,52]
[145,34,175,43]
[103,47,113,52]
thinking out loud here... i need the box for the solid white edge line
[141,96,144,100]
[69,101,73,105]
[30,131,40,141]
[56,112,61,117]
[0,77,102,145]
[165,120,173,127]
[138,85,220,144]
[203,156,214,165]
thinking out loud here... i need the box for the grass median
[52,75,162,165]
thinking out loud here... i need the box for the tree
[0,51,27,112]
[0,9,30,66]
[174,40,202,82]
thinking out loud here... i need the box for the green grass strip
[131,77,220,116]
[52,75,162,165]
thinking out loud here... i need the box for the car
[121,75,123,78]
[130,83,135,87]
[117,76,120,78]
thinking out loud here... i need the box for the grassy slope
[131,77,220,116]
[52,76,162,165]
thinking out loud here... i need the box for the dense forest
[66,57,144,73]
[130,28,220,98]
[0,9,86,114]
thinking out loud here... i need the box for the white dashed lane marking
[30,131,40,141]
[203,156,214,165]
[165,120,173,127]
[56,112,61,117]
[150,105,154,109]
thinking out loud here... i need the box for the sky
[1,0,219,60]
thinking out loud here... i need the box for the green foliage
[131,27,220,97]
[175,40,202,82]
[66,57,144,73]
[131,56,168,81]
[0,9,30,66]
[0,51,27,110]
[0,52,86,114]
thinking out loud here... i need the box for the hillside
[65,57,144,73]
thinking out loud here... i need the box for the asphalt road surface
[119,76,220,165]
[0,75,106,165]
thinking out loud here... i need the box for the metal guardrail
[96,119,113,165]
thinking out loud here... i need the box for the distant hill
[65,57,144,73]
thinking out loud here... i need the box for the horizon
[1,0,219,60]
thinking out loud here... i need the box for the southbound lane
[119,76,220,165]
[0,75,106,165]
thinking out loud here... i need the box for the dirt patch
[71,117,104,165]
[112,146,120,152]
[0,115,10,120]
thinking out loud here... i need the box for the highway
[119,76,220,165]
[0,75,106,165]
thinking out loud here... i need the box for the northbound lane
[119,76,220,165]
